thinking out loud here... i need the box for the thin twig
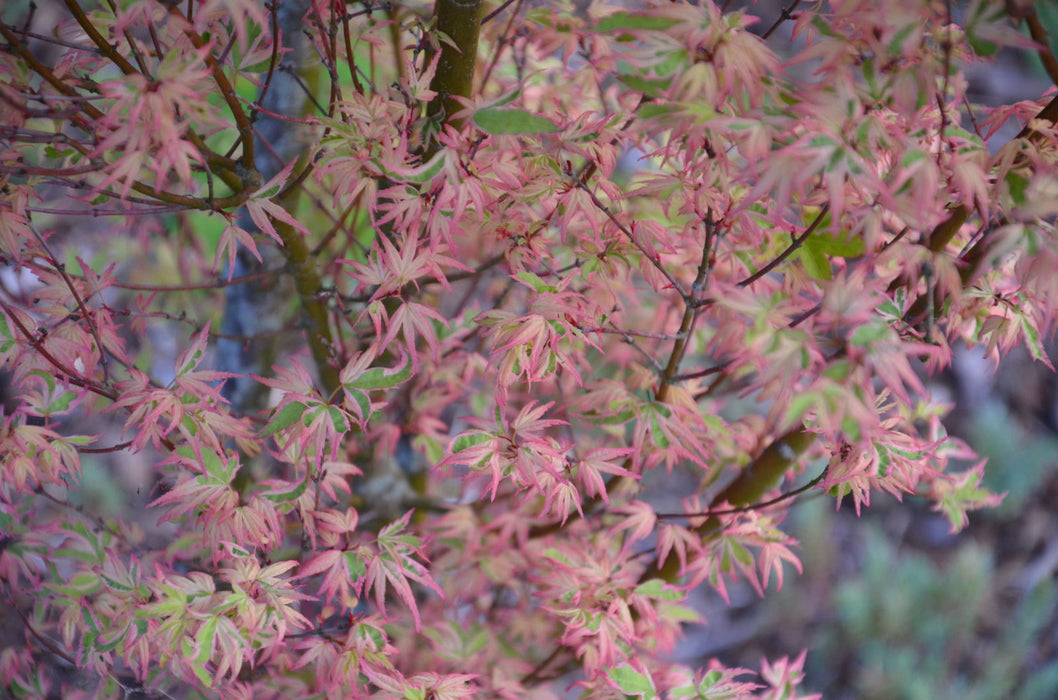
[482,0,519,24]
[111,267,279,291]
[1027,7,1058,87]
[655,466,827,520]
[655,216,717,401]
[0,24,99,52]
[173,8,256,172]
[0,297,118,402]
[63,0,140,76]
[738,203,829,287]
[30,226,111,381]
[585,327,687,340]
[673,360,731,382]
[761,0,803,41]
[576,181,689,298]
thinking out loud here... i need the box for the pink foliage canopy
[0,0,1052,696]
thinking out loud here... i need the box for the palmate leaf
[607,665,656,696]
[295,549,365,607]
[258,471,311,505]
[473,108,558,135]
[1017,310,1055,371]
[173,322,212,379]
[243,160,312,243]
[363,513,444,631]
[589,11,681,34]
[185,616,217,687]
[261,401,307,437]
[214,219,262,277]
[346,358,412,391]
[797,231,866,281]
[929,462,1005,533]
[668,667,763,699]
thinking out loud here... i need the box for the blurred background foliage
[699,341,1058,698]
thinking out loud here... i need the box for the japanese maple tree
[1,0,1055,697]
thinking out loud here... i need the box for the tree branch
[271,215,341,396]
[427,0,484,132]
